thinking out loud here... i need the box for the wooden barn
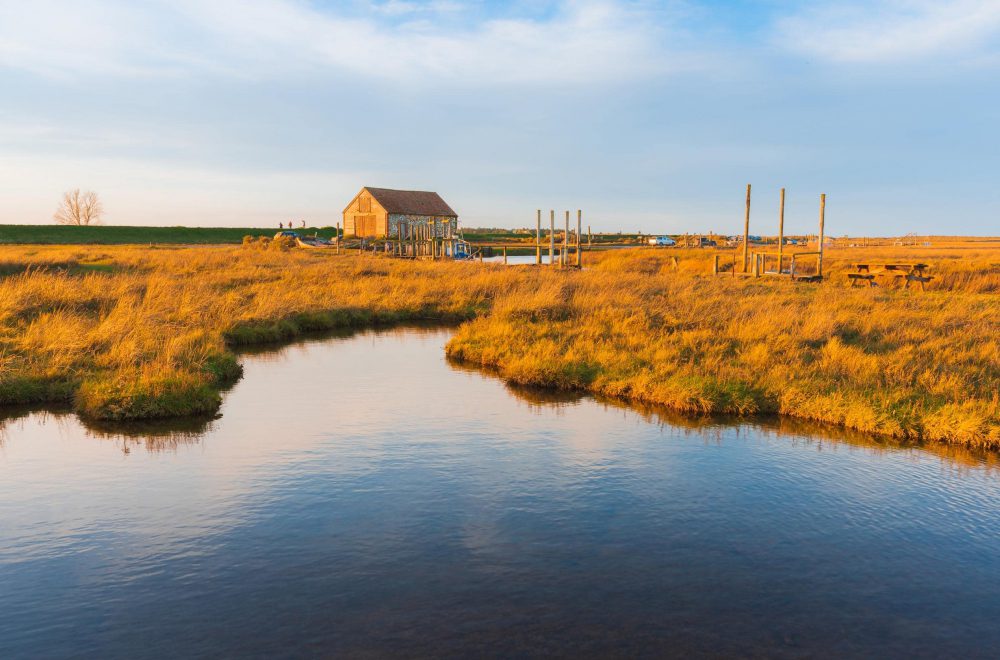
[343,187,458,238]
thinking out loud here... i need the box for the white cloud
[0,0,703,84]
[775,0,1000,63]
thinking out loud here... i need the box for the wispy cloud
[370,0,467,17]
[775,0,1000,64]
[0,0,705,84]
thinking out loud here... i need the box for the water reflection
[0,405,213,454]
[3,327,991,472]
[1,326,999,658]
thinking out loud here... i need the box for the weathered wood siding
[343,191,388,237]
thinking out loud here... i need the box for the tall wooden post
[336,222,341,255]
[817,193,826,278]
[536,209,542,265]
[742,184,751,272]
[549,210,555,266]
[563,210,569,267]
[576,210,582,268]
[588,225,592,247]
[777,187,785,274]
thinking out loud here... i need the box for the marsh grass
[0,244,996,447]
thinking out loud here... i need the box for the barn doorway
[354,214,377,237]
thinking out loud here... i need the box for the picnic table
[847,263,933,290]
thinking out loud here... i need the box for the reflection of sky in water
[1,327,1000,657]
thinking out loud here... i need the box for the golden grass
[0,243,997,448]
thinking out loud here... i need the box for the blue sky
[1,0,998,235]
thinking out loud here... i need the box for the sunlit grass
[0,243,996,448]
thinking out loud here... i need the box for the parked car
[647,236,677,247]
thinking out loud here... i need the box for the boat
[296,236,336,249]
[452,239,479,260]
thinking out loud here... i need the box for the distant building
[342,187,458,238]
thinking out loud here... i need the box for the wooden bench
[848,264,933,290]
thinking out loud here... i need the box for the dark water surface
[2,328,999,658]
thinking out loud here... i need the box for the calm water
[2,328,1000,658]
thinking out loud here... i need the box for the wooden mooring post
[818,193,826,278]
[742,184,751,272]
[536,209,542,265]
[549,210,555,266]
[576,210,582,268]
[563,211,569,268]
[777,188,785,274]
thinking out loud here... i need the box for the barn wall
[342,190,388,237]
[388,214,458,238]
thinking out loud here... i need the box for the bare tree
[54,189,103,225]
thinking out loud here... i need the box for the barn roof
[364,187,458,217]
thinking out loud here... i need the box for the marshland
[6,0,1000,656]
[3,238,1000,657]
[0,241,996,447]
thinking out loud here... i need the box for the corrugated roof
[365,187,457,217]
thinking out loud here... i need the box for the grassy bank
[0,225,337,245]
[0,244,996,447]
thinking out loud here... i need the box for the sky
[0,0,998,235]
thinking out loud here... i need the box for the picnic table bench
[848,263,933,290]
